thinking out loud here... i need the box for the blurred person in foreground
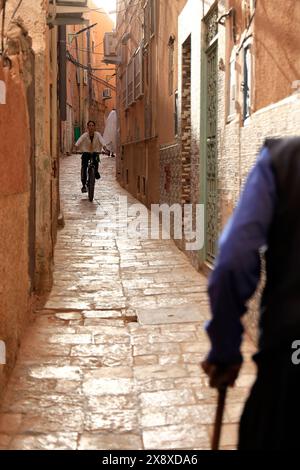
[202,137,300,450]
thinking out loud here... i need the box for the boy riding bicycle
[74,121,107,193]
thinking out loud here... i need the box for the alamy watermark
[291,340,300,365]
[98,196,205,250]
[0,341,6,365]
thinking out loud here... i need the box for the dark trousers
[81,153,99,186]
[238,350,300,449]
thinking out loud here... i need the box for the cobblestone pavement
[0,155,256,450]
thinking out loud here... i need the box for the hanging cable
[66,49,115,71]
[10,0,23,21]
[68,43,104,55]
[89,72,116,91]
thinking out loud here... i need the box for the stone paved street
[0,155,256,450]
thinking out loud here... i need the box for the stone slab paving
[0,155,256,450]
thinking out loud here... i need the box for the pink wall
[0,59,32,397]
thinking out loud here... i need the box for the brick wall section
[159,143,185,251]
[159,143,181,206]
[170,0,202,269]
[181,38,192,205]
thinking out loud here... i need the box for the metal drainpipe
[58,25,67,122]
[87,28,92,113]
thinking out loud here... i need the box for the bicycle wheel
[88,166,95,202]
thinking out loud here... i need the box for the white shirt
[75,131,105,153]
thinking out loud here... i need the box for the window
[143,0,156,44]
[102,89,112,99]
[168,36,175,96]
[134,47,144,100]
[228,48,236,119]
[104,32,118,58]
[243,45,251,120]
[127,59,134,106]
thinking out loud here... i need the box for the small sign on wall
[0,80,6,104]
[0,341,6,364]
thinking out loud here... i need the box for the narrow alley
[1,0,300,456]
[0,155,256,450]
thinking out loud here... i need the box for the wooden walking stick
[212,386,227,450]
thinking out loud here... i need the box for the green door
[74,126,81,143]
[204,6,218,264]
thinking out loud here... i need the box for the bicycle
[81,153,100,202]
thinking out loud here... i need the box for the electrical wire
[10,0,23,21]
[115,0,188,56]
[68,43,104,55]
[118,0,181,57]
[115,0,143,30]
[67,50,116,89]
[64,1,143,61]
[64,2,144,66]
[116,0,143,56]
[119,0,194,62]
[66,49,115,71]
[89,71,116,90]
